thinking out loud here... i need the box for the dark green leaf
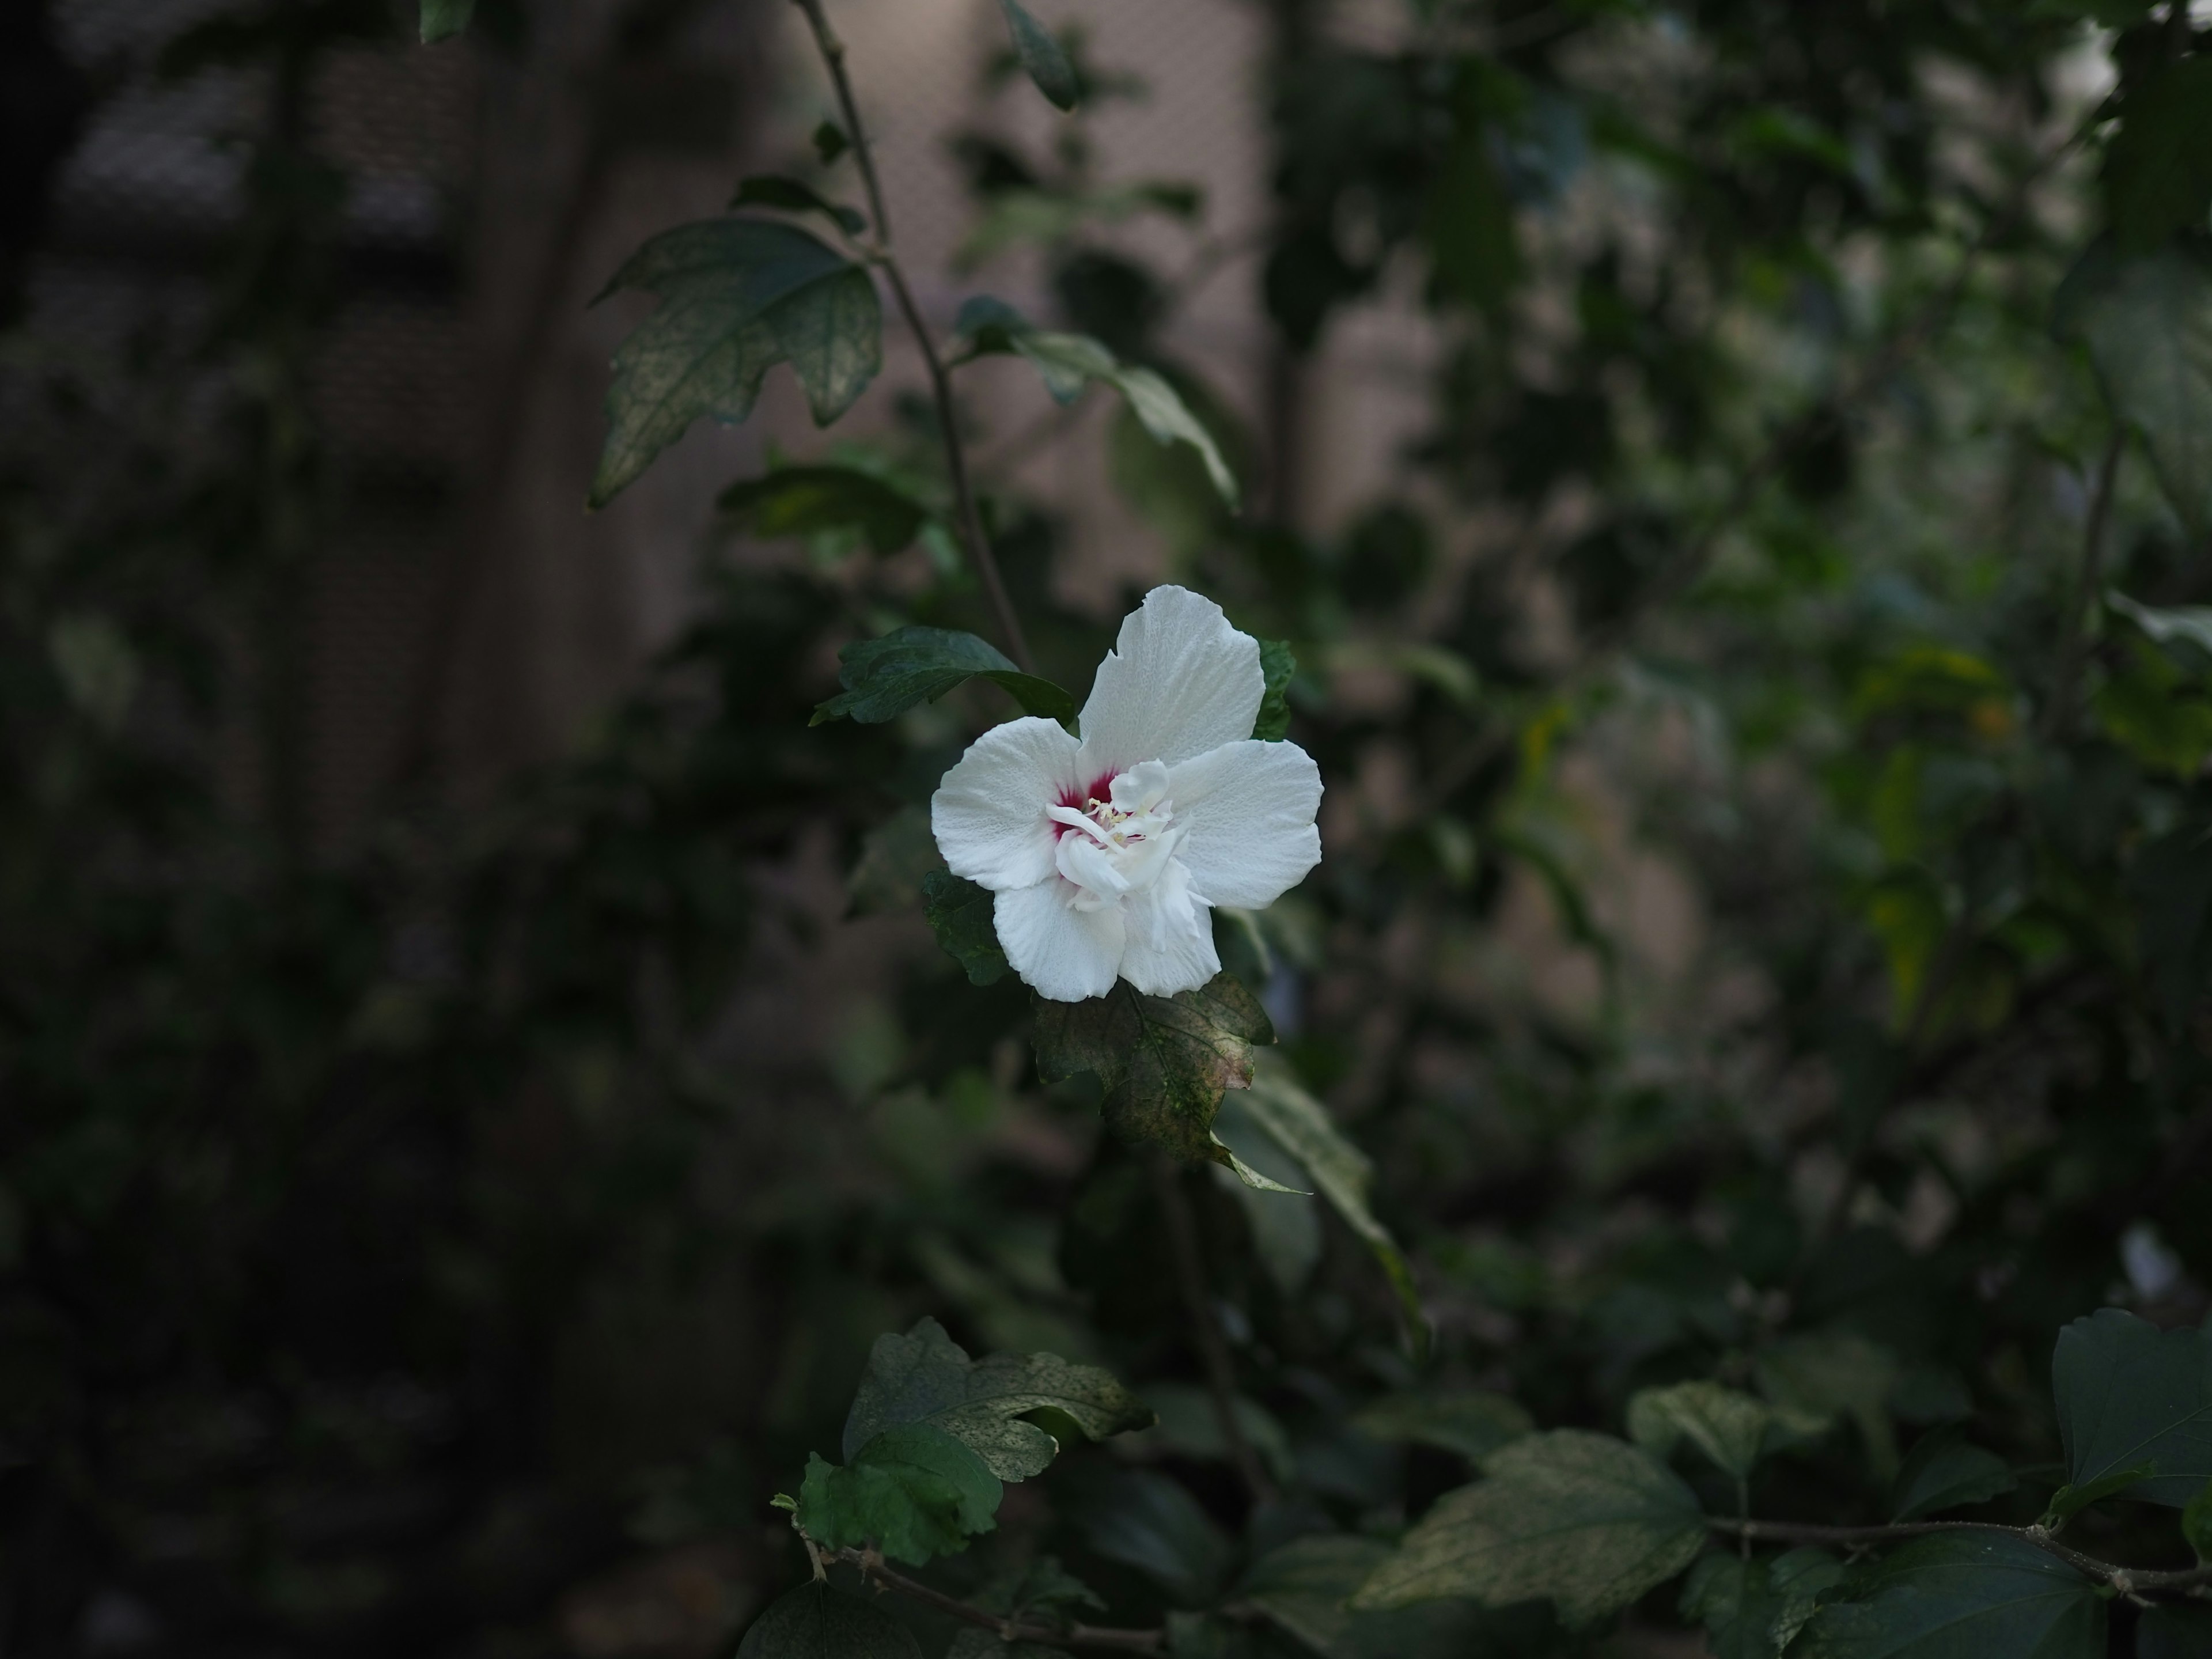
[2043,1462,2155,1525]
[1681,1550,1847,1659]
[814,120,851,164]
[1890,1429,2017,1521]
[1755,1330,1902,1475]
[1253,639,1296,741]
[1350,1430,1707,1626]
[841,1316,1153,1479]
[2141,1603,2212,1659]
[796,1422,1002,1565]
[737,1580,924,1658]
[2187,1475,2212,1562]
[1790,1533,2104,1659]
[809,627,1077,727]
[1108,401,1230,558]
[419,0,475,43]
[1207,1092,1322,1292]
[2052,1307,2212,1506]
[1239,1533,1499,1659]
[996,0,1078,111]
[1426,82,1520,312]
[719,466,928,555]
[944,1635,1064,1659]
[1627,1381,1772,1481]
[730,175,869,237]
[2103,59,2212,251]
[1352,1389,1532,1461]
[1032,973,1274,1164]
[590,219,882,507]
[921,872,1007,986]
[1059,1465,1232,1607]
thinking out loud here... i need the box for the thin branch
[1710,1517,2212,1596]
[788,0,1034,673]
[828,1546,1165,1652]
[1147,1150,1278,1505]
[2043,427,2124,741]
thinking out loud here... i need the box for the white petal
[1164,739,1324,910]
[996,879,1126,1002]
[932,717,1084,891]
[1117,858,1220,997]
[1078,586,1264,768]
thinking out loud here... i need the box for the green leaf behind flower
[810,627,1075,726]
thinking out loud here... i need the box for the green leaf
[2141,1603,2212,1659]
[2052,1307,2212,1506]
[2109,590,2212,659]
[1241,1059,1427,1358]
[1790,1533,2104,1659]
[1889,1429,2017,1521]
[590,219,882,507]
[1059,1465,1233,1607]
[1767,1548,1850,1651]
[1350,1430,1707,1627]
[731,175,869,237]
[809,627,1077,726]
[945,1635,1065,1659]
[1238,1533,1498,1659]
[959,183,1199,268]
[2103,59,2212,252]
[797,1422,1002,1565]
[1680,1550,1847,1659]
[1207,1092,1322,1294]
[1755,1330,1901,1476]
[2056,241,2212,538]
[920,872,1009,987]
[1032,973,1273,1164]
[1352,1389,1533,1461]
[720,466,929,555]
[738,1579,925,1658]
[2042,1461,2155,1526]
[1627,1381,1772,1481]
[1108,399,1232,558]
[1253,640,1296,741]
[2186,1475,2212,1561]
[1426,77,1520,312]
[841,1316,1153,1480]
[814,120,851,164]
[419,0,475,43]
[996,0,1078,111]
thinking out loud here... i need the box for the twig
[1147,1151,1278,1505]
[1710,1517,2212,1596]
[788,0,1034,673]
[829,1545,1165,1651]
[2043,427,2124,740]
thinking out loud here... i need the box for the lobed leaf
[737,1579,924,1658]
[720,465,929,556]
[920,872,1008,986]
[809,627,1076,727]
[995,0,1078,111]
[590,219,882,508]
[796,1422,1001,1565]
[2051,1307,2212,1506]
[1627,1380,1772,1480]
[1889,1429,2017,1521]
[1790,1533,2104,1659]
[1033,973,1274,1164]
[1350,1430,1706,1626]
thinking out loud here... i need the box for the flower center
[1044,760,1183,912]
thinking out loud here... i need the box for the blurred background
[8,0,2200,1655]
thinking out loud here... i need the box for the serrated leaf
[797,1423,1002,1565]
[921,872,1008,986]
[2056,241,2212,538]
[1243,1058,1427,1358]
[590,219,882,507]
[2102,59,2212,252]
[721,466,929,555]
[996,0,1078,111]
[419,0,475,43]
[2052,1307,2212,1506]
[737,1578,925,1658]
[1350,1430,1706,1627]
[1351,1389,1532,1461]
[1254,639,1296,741]
[731,174,868,236]
[809,627,1076,726]
[1032,972,1273,1164]
[1790,1533,2104,1659]
[841,1317,1152,1482]
[1628,1381,1772,1480]
[1889,1429,2017,1521]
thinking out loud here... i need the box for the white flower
[931,586,1323,1002]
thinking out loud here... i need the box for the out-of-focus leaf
[2110,590,2212,659]
[1253,639,1296,742]
[996,0,1078,111]
[1426,78,1519,312]
[1627,1380,1772,1480]
[921,872,1008,986]
[813,120,850,164]
[1350,1431,1706,1626]
[796,1422,1001,1565]
[2094,640,2212,778]
[1791,1534,2103,1658]
[1032,972,1273,1164]
[1352,1390,1532,1461]
[1060,1465,1233,1607]
[1238,1533,1499,1659]
[1755,1330,1900,1476]
[590,219,881,506]
[720,466,929,555]
[1210,1092,1321,1293]
[1889,1428,2017,1521]
[2052,1307,2212,1506]
[419,0,475,43]
[2141,1603,2212,1659]
[2102,59,2212,251]
[1138,1381,1293,1483]
[737,1580,924,1658]
[731,175,868,237]
[960,184,1197,267]
[850,806,943,915]
[1681,1550,1847,1659]
[2185,1475,2212,1561]
[809,627,1076,726]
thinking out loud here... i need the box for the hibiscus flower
[931,585,1323,1002]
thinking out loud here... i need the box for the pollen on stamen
[1053,771,1119,837]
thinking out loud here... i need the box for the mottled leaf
[1889,1429,2017,1521]
[2052,1307,2212,1506]
[591,219,881,507]
[731,174,868,237]
[809,627,1076,727]
[921,872,1008,987]
[996,0,1078,111]
[1350,1430,1706,1626]
[796,1422,1001,1565]
[1352,1389,1532,1461]
[1033,974,1273,1163]
[1628,1381,1772,1480]
[720,466,928,555]
[1254,639,1296,741]
[737,1579,924,1658]
[1791,1533,2104,1659]
[419,0,475,43]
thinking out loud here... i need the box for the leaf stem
[2043,426,2124,741]
[1710,1516,2212,1595]
[827,1544,1165,1651]
[787,0,1035,674]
